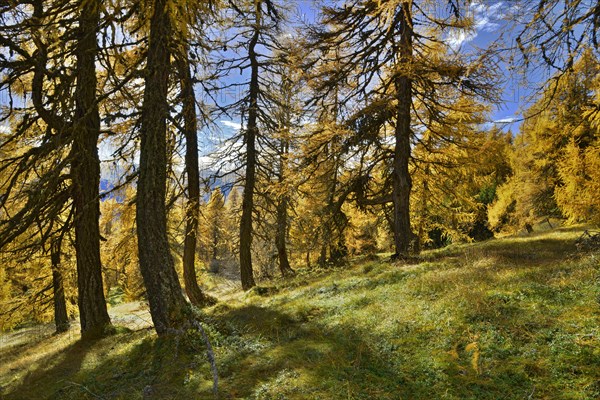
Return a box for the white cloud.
[447,29,478,50]
[475,2,503,31]
[0,125,10,134]
[494,117,517,124]
[220,120,242,131]
[475,16,500,32]
[446,1,504,50]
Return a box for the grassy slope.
[1,227,599,399]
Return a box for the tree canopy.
[0,0,598,338]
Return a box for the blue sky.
[214,0,535,142]
[0,0,548,163]
[451,2,523,129]
[445,0,533,130]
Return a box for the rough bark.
[51,238,69,333]
[136,0,190,335]
[176,51,208,307]
[239,5,261,291]
[391,2,414,258]
[72,0,111,339]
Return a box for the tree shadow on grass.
[2,228,594,399]
[3,336,94,399]
[2,326,168,400]
[1,324,63,364]
[4,325,222,400]
[2,287,596,400]
[201,304,408,399]
[203,302,579,400]
[206,303,539,399]
[1,305,432,399]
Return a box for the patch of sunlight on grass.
[0,325,79,390]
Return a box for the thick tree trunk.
[391,2,414,258]
[239,6,261,291]
[72,0,111,339]
[51,239,69,334]
[176,50,208,307]
[137,0,190,335]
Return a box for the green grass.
[1,227,599,399]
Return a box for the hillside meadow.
[1,226,598,399]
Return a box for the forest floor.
[0,225,599,399]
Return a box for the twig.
[528,385,535,400]
[64,380,105,400]
[192,319,219,399]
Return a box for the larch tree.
[515,0,600,73]
[0,129,75,332]
[490,49,600,230]
[213,0,283,289]
[310,0,499,257]
[0,0,112,338]
[410,113,511,246]
[136,0,191,334]
[238,0,268,289]
[257,37,307,277]
[200,188,226,270]
[70,0,112,338]
[171,1,217,307]
[301,46,355,266]
[177,53,209,306]
[48,224,71,333]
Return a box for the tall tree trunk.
[275,195,294,277]
[416,135,432,254]
[212,222,219,261]
[176,50,208,307]
[391,2,414,258]
[239,4,261,291]
[318,141,337,267]
[137,0,190,335]
[72,0,111,339]
[275,134,294,276]
[51,238,69,334]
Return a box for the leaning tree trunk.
[391,2,414,258]
[136,0,190,335]
[72,0,111,339]
[239,7,261,291]
[51,238,69,333]
[176,50,209,307]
